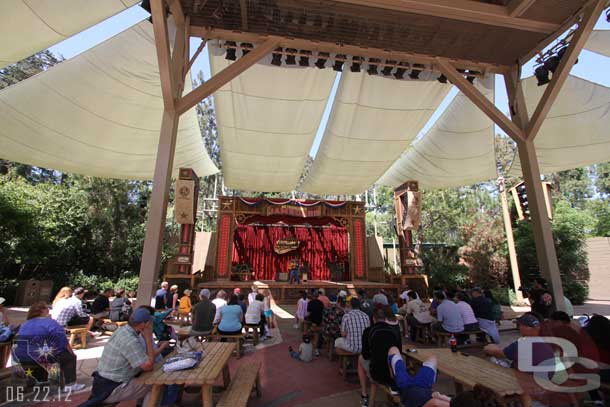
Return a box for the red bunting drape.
[232,222,348,280]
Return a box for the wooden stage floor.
[197,280,399,303]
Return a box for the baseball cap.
[130,307,152,324]
[516,312,541,328]
[200,289,211,298]
[338,290,348,298]
[73,287,86,296]
[329,294,338,304]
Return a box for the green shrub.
[65,270,139,295]
[563,280,588,305]
[489,288,518,306]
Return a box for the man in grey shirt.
[190,289,216,336]
[372,289,389,306]
[433,291,464,333]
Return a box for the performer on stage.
[289,256,301,285]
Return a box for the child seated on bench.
[289,334,313,362]
[388,347,451,407]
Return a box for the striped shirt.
[340,309,370,353]
[97,325,149,383]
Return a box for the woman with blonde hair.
[50,286,73,320]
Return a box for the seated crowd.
[5,279,610,407]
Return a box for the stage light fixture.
[409,64,422,79]
[394,66,406,80]
[466,75,475,84]
[350,57,362,73]
[333,55,346,72]
[535,65,550,86]
[367,59,380,75]
[437,74,448,84]
[315,52,329,69]
[225,41,237,61]
[241,43,253,56]
[382,60,396,76]
[285,48,297,65]
[271,48,283,66]
[299,51,311,67]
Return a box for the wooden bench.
[244,324,260,346]
[66,326,89,349]
[210,327,245,358]
[102,319,128,336]
[433,329,489,348]
[335,348,358,380]
[216,360,262,407]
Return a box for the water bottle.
[449,334,457,353]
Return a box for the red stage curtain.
[232,223,348,280]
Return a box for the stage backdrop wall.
[232,224,348,280]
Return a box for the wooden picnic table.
[137,342,235,407]
[402,346,532,406]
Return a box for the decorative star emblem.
[34,341,57,360]
[47,365,60,378]
[179,212,188,220]
[222,201,232,209]
[353,206,362,214]
[24,368,34,377]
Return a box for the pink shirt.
[456,301,478,325]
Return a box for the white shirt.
[455,301,478,325]
[245,300,264,324]
[212,298,227,324]
[400,290,420,301]
[248,292,257,304]
[406,299,433,324]
[50,298,69,320]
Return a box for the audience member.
[212,290,228,324]
[52,286,73,309]
[14,302,85,392]
[388,346,450,407]
[178,289,192,314]
[432,291,464,335]
[357,289,374,319]
[335,297,369,353]
[218,294,243,336]
[323,295,345,343]
[80,308,156,406]
[245,293,266,339]
[154,281,168,310]
[372,289,389,306]
[190,289,216,336]
[289,334,313,362]
[109,289,131,322]
[387,295,399,315]
[166,285,179,311]
[358,307,402,407]
[295,290,309,329]
[91,288,113,321]
[0,297,9,327]
[563,296,574,319]
[453,292,478,331]
[317,288,330,308]
[237,293,247,314]
[469,288,500,344]
[484,312,554,371]
[262,289,274,332]
[399,287,420,305]
[584,314,610,385]
[306,291,325,356]
[527,277,553,319]
[483,289,502,322]
[400,290,433,341]
[247,285,258,304]
[53,287,95,334]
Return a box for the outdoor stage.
[197,280,400,304]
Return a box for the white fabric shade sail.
[299,72,450,195]
[378,76,497,190]
[584,30,610,58]
[209,44,336,192]
[0,0,139,69]
[0,21,218,180]
[509,75,610,176]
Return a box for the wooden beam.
[171,17,188,96]
[175,38,279,115]
[504,66,565,312]
[151,0,176,110]
[332,0,558,33]
[526,0,606,140]
[240,0,249,30]
[508,0,536,17]
[435,58,525,142]
[185,40,206,78]
[191,26,506,74]
[167,0,185,27]
[136,108,181,307]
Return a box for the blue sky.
[48,5,610,158]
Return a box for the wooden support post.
[525,0,606,140]
[498,177,524,302]
[504,68,564,311]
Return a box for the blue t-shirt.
[218,304,243,333]
[14,317,69,363]
[155,288,167,310]
[436,300,464,333]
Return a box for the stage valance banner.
[267,205,323,218]
[274,237,300,254]
[238,197,346,208]
[175,180,195,224]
